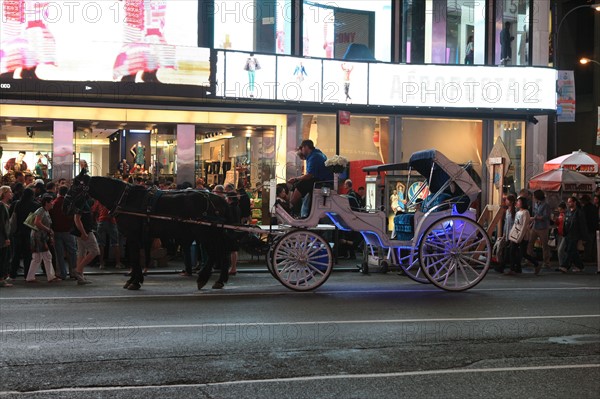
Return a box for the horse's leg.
[126,240,143,290]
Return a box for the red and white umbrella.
[543,150,600,175]
[529,168,595,192]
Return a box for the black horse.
[63,171,232,290]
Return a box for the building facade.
[1,0,574,215]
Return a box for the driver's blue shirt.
[306,148,333,182]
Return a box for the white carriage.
[268,149,491,292]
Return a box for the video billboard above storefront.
[0,0,213,98]
[216,50,557,112]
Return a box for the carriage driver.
[287,139,333,214]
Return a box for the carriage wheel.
[272,230,333,291]
[399,254,430,284]
[418,216,491,292]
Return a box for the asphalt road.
[1,268,599,398]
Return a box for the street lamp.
[579,57,600,67]
[551,2,600,159]
[555,3,600,69]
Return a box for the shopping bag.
[23,212,39,231]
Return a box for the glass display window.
[0,126,53,185]
[213,0,292,55]
[493,121,526,194]
[402,0,486,65]
[303,1,390,62]
[495,0,530,66]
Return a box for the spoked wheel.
[266,235,281,278]
[399,252,430,283]
[418,216,491,292]
[272,230,333,291]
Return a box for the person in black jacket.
[558,196,588,273]
[580,195,598,261]
[0,186,14,286]
[9,188,40,278]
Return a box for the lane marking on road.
[1,314,599,334]
[1,286,599,302]
[1,363,598,395]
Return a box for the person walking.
[91,200,123,269]
[25,195,60,283]
[72,198,99,285]
[507,196,539,275]
[49,185,78,279]
[0,186,14,287]
[9,188,40,279]
[527,190,551,270]
[494,194,516,273]
[559,196,587,273]
[554,202,567,267]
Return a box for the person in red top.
[91,201,123,269]
[554,202,567,267]
[49,186,77,279]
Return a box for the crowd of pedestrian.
[494,187,599,275]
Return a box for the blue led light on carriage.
[325,212,352,231]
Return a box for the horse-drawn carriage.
[64,149,490,292]
[269,149,491,292]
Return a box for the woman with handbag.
[25,195,60,283]
[494,194,516,273]
[507,196,539,275]
[0,186,14,287]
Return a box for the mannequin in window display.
[130,141,146,170]
[34,152,49,179]
[4,151,28,173]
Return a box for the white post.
[333,173,339,191]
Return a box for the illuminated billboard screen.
[322,59,368,105]
[217,51,277,100]
[276,56,323,102]
[368,64,557,110]
[0,0,213,99]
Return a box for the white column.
[529,0,551,173]
[52,121,74,180]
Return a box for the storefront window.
[214,0,292,54]
[151,129,176,182]
[401,117,483,173]
[495,0,530,65]
[403,0,486,64]
[74,129,95,177]
[303,1,391,61]
[195,127,276,224]
[493,121,526,193]
[0,127,53,184]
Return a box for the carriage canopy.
[408,150,480,204]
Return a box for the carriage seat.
[393,213,415,241]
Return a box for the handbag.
[23,212,39,231]
[509,225,521,243]
[547,228,557,248]
[8,212,18,235]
